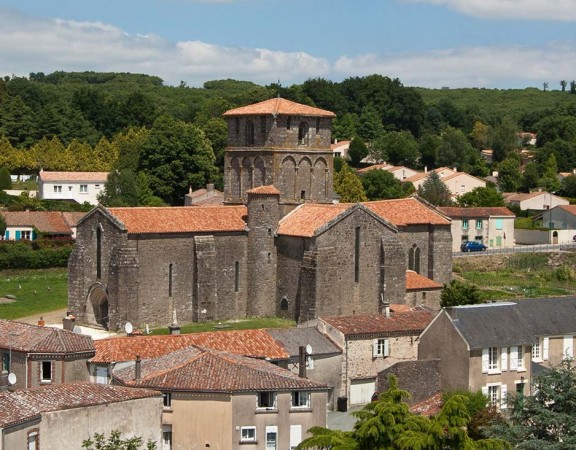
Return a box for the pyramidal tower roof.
[223,97,335,117]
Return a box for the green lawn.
[150,316,296,335]
[0,269,68,319]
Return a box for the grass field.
[0,269,68,319]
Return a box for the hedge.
[0,241,73,269]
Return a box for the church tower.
[222,98,335,213]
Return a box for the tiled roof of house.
[223,98,335,117]
[277,203,350,237]
[505,192,551,202]
[267,327,341,357]
[364,198,450,226]
[403,167,455,184]
[406,271,443,291]
[0,320,95,355]
[61,211,88,227]
[1,211,73,234]
[113,346,328,393]
[247,185,281,195]
[441,172,486,184]
[438,207,515,219]
[92,329,289,363]
[356,163,392,174]
[556,205,576,216]
[39,171,109,182]
[185,186,224,206]
[107,206,247,234]
[321,309,434,337]
[330,141,351,150]
[0,382,159,427]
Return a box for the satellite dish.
[7,373,16,385]
[306,344,313,355]
[124,322,133,334]
[72,325,82,334]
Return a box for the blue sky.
[1,0,575,89]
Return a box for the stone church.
[68,98,452,330]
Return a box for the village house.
[0,319,95,391]
[1,210,83,241]
[0,382,162,450]
[68,97,452,331]
[356,163,419,181]
[503,191,569,211]
[438,207,516,251]
[184,183,224,206]
[38,170,108,205]
[330,140,350,159]
[403,167,486,198]
[539,204,576,231]
[112,346,329,450]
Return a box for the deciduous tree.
[441,280,483,307]
[457,187,505,207]
[417,171,453,206]
[333,162,367,203]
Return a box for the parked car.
[460,241,487,252]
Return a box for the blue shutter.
[4,230,8,240]
[31,229,36,240]
[15,230,21,240]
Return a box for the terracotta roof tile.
[223,98,335,117]
[92,329,289,363]
[39,171,109,182]
[1,211,73,234]
[277,203,350,237]
[113,346,327,392]
[246,185,281,195]
[356,164,392,174]
[363,198,450,226]
[0,382,159,427]
[321,310,434,337]
[438,207,515,219]
[406,271,443,291]
[409,392,443,417]
[330,141,351,150]
[557,205,576,216]
[61,211,88,227]
[505,192,551,201]
[107,206,247,234]
[0,319,95,355]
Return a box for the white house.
[330,140,350,159]
[38,171,109,205]
[504,191,569,211]
[403,168,486,198]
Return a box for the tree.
[443,390,501,441]
[497,158,522,193]
[82,430,157,450]
[417,171,453,206]
[333,162,367,203]
[347,137,369,167]
[332,113,358,142]
[418,132,441,170]
[490,117,518,162]
[538,154,561,193]
[441,280,483,307]
[356,106,384,143]
[470,121,491,150]
[486,359,576,449]
[560,174,576,198]
[457,187,505,207]
[436,127,477,171]
[0,167,11,190]
[542,81,549,92]
[371,131,419,167]
[520,162,540,193]
[560,80,568,92]
[361,169,414,201]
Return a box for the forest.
[0,71,575,206]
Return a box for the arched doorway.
[88,285,109,329]
[553,230,559,244]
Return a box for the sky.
[0,0,575,90]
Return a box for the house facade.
[0,319,95,391]
[403,168,486,198]
[504,191,569,211]
[540,205,576,230]
[38,170,108,205]
[1,211,78,241]
[0,382,162,450]
[112,346,329,450]
[438,207,516,251]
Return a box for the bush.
[0,241,73,269]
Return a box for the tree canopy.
[417,172,453,206]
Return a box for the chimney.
[207,183,214,192]
[298,346,307,378]
[38,317,45,327]
[424,166,428,173]
[383,301,390,318]
[135,355,141,380]
[573,168,576,175]
[453,167,457,172]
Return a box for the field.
[0,269,68,319]
[454,252,576,300]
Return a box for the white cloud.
[334,43,576,89]
[402,0,576,21]
[0,8,329,86]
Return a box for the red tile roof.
[1,211,73,234]
[505,192,552,201]
[321,310,434,337]
[113,346,327,393]
[330,141,351,150]
[406,271,443,291]
[356,163,392,174]
[223,97,335,117]
[92,329,289,363]
[62,211,88,227]
[364,198,451,226]
[107,206,247,234]
[557,205,576,216]
[409,392,443,417]
[438,207,515,219]
[247,185,281,195]
[0,382,159,427]
[39,171,109,182]
[277,203,350,237]
[0,319,95,355]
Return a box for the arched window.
[280,297,289,311]
[234,261,240,293]
[408,244,421,274]
[245,121,255,146]
[298,122,309,145]
[96,227,102,279]
[168,263,173,297]
[287,117,292,130]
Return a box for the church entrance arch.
[87,284,109,329]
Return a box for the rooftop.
[406,271,443,291]
[223,97,335,118]
[39,171,109,182]
[438,207,515,219]
[1,211,74,234]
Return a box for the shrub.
[0,240,73,269]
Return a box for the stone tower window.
[246,121,255,146]
[287,117,291,130]
[354,226,361,283]
[315,117,321,133]
[96,226,102,279]
[408,244,421,274]
[298,122,309,145]
[234,261,240,292]
[280,297,288,311]
[168,263,173,297]
[260,116,266,134]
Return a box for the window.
[488,347,498,370]
[488,385,498,406]
[246,121,255,146]
[162,425,172,450]
[298,122,309,145]
[516,346,524,370]
[235,117,240,134]
[21,230,31,240]
[168,264,173,297]
[257,392,277,410]
[266,426,278,450]
[80,184,88,193]
[163,392,172,408]
[41,361,52,382]
[27,431,39,450]
[564,335,574,358]
[532,340,541,360]
[476,219,483,229]
[475,236,483,242]
[460,184,466,193]
[234,261,240,293]
[1,353,9,372]
[315,117,321,133]
[96,227,102,279]
[372,338,389,357]
[408,245,420,274]
[240,426,256,443]
[290,425,302,450]
[280,297,288,311]
[354,227,360,282]
[495,218,504,230]
[261,116,267,134]
[461,235,468,242]
[95,184,100,190]
[292,391,311,408]
[484,384,507,409]
[462,219,469,230]
[53,185,62,193]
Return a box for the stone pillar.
[193,236,218,322]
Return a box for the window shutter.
[15,230,21,240]
[481,385,488,397]
[510,346,518,370]
[564,336,574,358]
[372,340,379,357]
[543,337,549,360]
[482,348,489,373]
[500,384,508,409]
[501,347,508,371]
[4,230,8,239]
[383,339,389,357]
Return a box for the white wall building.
[38,171,108,205]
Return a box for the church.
[68,98,452,330]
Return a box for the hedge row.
[0,241,73,269]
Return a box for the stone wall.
[376,359,441,404]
